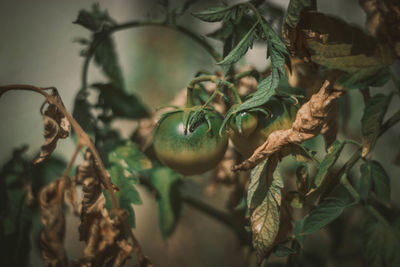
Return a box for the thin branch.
[81,20,222,91]
[0,84,149,264]
[379,109,400,137]
[181,195,251,244]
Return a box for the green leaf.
[192,6,235,22]
[217,21,258,71]
[206,22,234,41]
[293,219,305,245]
[235,74,277,112]
[94,37,125,89]
[107,141,152,228]
[364,209,400,267]
[108,141,152,174]
[93,83,150,119]
[109,165,142,228]
[74,4,124,88]
[235,19,288,112]
[173,0,197,16]
[147,167,182,239]
[359,160,390,202]
[74,3,116,32]
[247,155,283,258]
[361,93,392,157]
[274,244,296,257]
[0,146,34,266]
[298,12,393,89]
[314,141,345,187]
[284,0,313,28]
[301,197,347,235]
[95,127,125,166]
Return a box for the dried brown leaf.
[39,178,67,267]
[360,0,400,57]
[320,99,338,148]
[74,149,141,267]
[233,79,343,171]
[35,89,70,164]
[65,176,80,215]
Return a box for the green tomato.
[228,98,297,158]
[228,111,258,138]
[153,110,228,175]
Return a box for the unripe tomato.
[227,98,296,158]
[153,110,228,175]
[228,111,258,138]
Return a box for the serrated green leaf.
[359,160,390,202]
[74,4,124,88]
[192,6,235,22]
[247,156,283,258]
[284,0,312,28]
[364,209,400,267]
[206,22,235,41]
[235,19,288,112]
[274,244,296,257]
[74,3,116,32]
[108,141,152,175]
[361,93,392,157]
[293,219,305,245]
[236,74,277,112]
[314,141,345,187]
[109,165,142,228]
[93,83,150,119]
[148,167,182,239]
[301,197,347,235]
[217,21,258,69]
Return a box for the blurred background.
[0,0,399,266]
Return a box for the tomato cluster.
[153,94,297,176]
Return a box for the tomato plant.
[1,0,400,266]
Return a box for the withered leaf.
[360,0,400,58]
[247,155,283,259]
[298,12,393,89]
[361,93,392,156]
[75,149,137,267]
[35,89,70,164]
[39,178,68,267]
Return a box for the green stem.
[344,140,362,148]
[244,2,263,22]
[181,195,250,243]
[234,69,258,81]
[187,75,218,89]
[367,205,390,226]
[379,109,400,137]
[340,174,360,203]
[81,20,222,91]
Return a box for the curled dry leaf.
[39,178,68,267]
[65,176,80,215]
[74,149,136,267]
[233,79,343,171]
[360,0,400,57]
[35,89,70,164]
